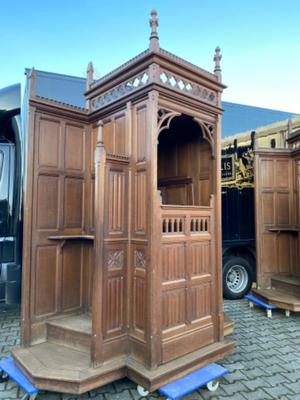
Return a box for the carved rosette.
[107,250,124,270]
[134,250,146,269]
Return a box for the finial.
[213,46,222,82]
[86,61,94,91]
[149,9,159,51]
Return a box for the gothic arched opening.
[158,114,213,206]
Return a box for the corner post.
[91,120,106,367]
[146,90,161,368]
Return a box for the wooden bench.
[0,356,38,400]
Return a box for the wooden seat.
[46,314,92,352]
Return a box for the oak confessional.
[13,11,234,394]
[252,127,300,311]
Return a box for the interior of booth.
[158,115,213,206]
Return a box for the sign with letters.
[221,154,235,181]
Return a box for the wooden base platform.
[12,338,234,394]
[252,274,300,312]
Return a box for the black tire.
[223,256,253,300]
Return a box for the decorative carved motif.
[107,250,124,270]
[194,118,215,157]
[134,250,146,269]
[106,153,130,162]
[159,71,216,104]
[92,71,149,110]
[157,108,181,135]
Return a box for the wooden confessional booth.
[252,129,300,312]
[13,12,234,394]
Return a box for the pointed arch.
[157,108,181,135]
[193,117,215,157]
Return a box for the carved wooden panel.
[133,277,146,333]
[260,160,274,188]
[62,243,83,311]
[161,244,185,282]
[102,114,127,156]
[190,242,210,276]
[277,193,290,225]
[64,178,84,229]
[103,120,114,154]
[65,124,85,171]
[260,234,276,273]
[134,171,147,234]
[103,244,126,337]
[277,234,292,273]
[105,277,124,333]
[34,246,58,316]
[189,283,211,321]
[108,170,125,234]
[275,160,290,188]
[162,289,186,330]
[115,115,126,155]
[36,175,59,229]
[38,118,60,168]
[131,244,146,339]
[261,193,274,225]
[136,107,147,162]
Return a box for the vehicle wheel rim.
[226,264,248,293]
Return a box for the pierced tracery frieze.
[92,71,149,110]
[159,70,217,105]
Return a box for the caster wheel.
[137,384,149,397]
[0,372,8,383]
[206,379,219,392]
[21,393,38,400]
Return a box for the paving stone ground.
[1,299,300,399]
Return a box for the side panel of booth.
[255,152,297,288]
[22,108,93,345]
[92,103,149,363]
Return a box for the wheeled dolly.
[0,356,38,400]
[136,363,228,399]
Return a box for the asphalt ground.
[0,299,300,399]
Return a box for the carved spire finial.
[86,61,94,91]
[149,9,159,51]
[213,46,222,82]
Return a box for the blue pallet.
[158,363,228,400]
[0,356,38,396]
[245,294,277,310]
